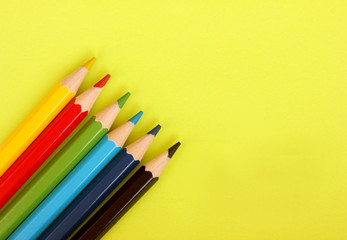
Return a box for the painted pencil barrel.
[0,73,110,210]
[39,150,140,240]
[72,166,157,240]
[0,57,95,177]
[0,99,87,209]
[0,83,75,176]
[0,116,107,240]
[8,136,121,240]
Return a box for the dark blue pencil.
[39,125,161,240]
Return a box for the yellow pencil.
[0,57,96,177]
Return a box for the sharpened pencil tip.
[83,57,96,70]
[94,74,110,88]
[168,142,181,158]
[117,92,130,108]
[147,124,161,136]
[129,111,143,125]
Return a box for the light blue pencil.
[8,111,143,240]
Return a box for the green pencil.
[0,93,130,239]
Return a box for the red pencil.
[0,75,110,209]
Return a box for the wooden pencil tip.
[94,74,110,88]
[83,57,96,70]
[168,142,181,158]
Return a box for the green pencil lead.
[117,92,130,108]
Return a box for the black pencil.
[70,142,181,240]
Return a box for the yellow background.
[0,1,346,239]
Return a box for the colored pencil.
[0,74,110,209]
[0,93,129,240]
[10,111,143,239]
[39,125,161,240]
[0,57,95,177]
[71,142,180,240]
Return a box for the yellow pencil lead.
[83,57,96,70]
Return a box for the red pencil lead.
[94,74,110,88]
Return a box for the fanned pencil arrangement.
[0,57,181,240]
